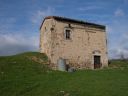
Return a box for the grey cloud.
[31,7,55,24]
[107,16,128,59]
[0,44,37,56]
[0,34,39,56]
[109,48,128,59]
[78,6,102,11]
[0,16,40,56]
[114,9,125,17]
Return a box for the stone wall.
[40,18,108,69]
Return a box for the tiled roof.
[40,16,105,30]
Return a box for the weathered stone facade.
[40,16,108,69]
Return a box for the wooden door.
[94,56,101,69]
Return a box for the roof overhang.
[40,16,106,30]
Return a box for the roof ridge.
[40,16,105,30]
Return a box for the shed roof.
[40,16,105,30]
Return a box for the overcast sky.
[0,0,128,59]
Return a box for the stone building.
[40,16,108,69]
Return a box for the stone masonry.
[40,16,108,69]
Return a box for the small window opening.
[68,24,71,28]
[65,29,71,39]
[45,27,47,32]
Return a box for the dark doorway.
[94,55,101,69]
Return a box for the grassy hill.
[0,52,128,96]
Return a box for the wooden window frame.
[64,28,72,40]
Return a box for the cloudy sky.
[0,0,128,59]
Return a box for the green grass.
[0,52,128,96]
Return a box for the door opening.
[94,55,101,69]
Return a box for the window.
[45,27,47,32]
[65,29,71,39]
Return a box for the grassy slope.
[0,52,128,96]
